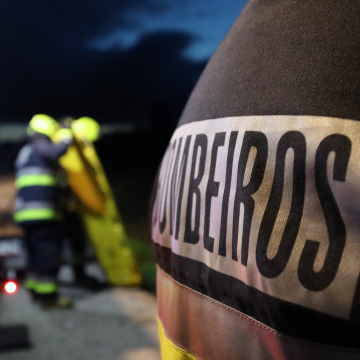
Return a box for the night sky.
[0,0,247,125]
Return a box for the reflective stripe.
[14,208,60,222]
[16,167,53,178]
[15,201,54,211]
[157,267,360,360]
[24,279,56,294]
[15,174,57,189]
[34,282,57,294]
[158,318,198,360]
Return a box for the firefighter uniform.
[152,1,360,359]
[14,114,72,304]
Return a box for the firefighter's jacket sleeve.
[35,139,71,161]
[151,1,360,359]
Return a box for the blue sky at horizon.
[0,0,249,123]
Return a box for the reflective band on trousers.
[16,166,53,178]
[15,174,57,189]
[14,208,59,222]
[158,318,198,360]
[24,279,57,294]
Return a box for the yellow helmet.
[28,114,58,138]
[72,117,100,142]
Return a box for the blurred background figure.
[57,116,99,288]
[14,114,73,308]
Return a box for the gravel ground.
[0,284,161,360]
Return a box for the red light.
[4,281,17,294]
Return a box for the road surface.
[0,281,161,360]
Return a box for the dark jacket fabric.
[152,1,360,359]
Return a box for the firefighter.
[151,1,360,359]
[59,116,102,287]
[14,114,73,308]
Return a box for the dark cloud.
[0,1,206,124]
[82,31,206,122]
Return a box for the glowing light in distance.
[4,281,17,294]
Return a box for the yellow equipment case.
[59,131,142,287]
